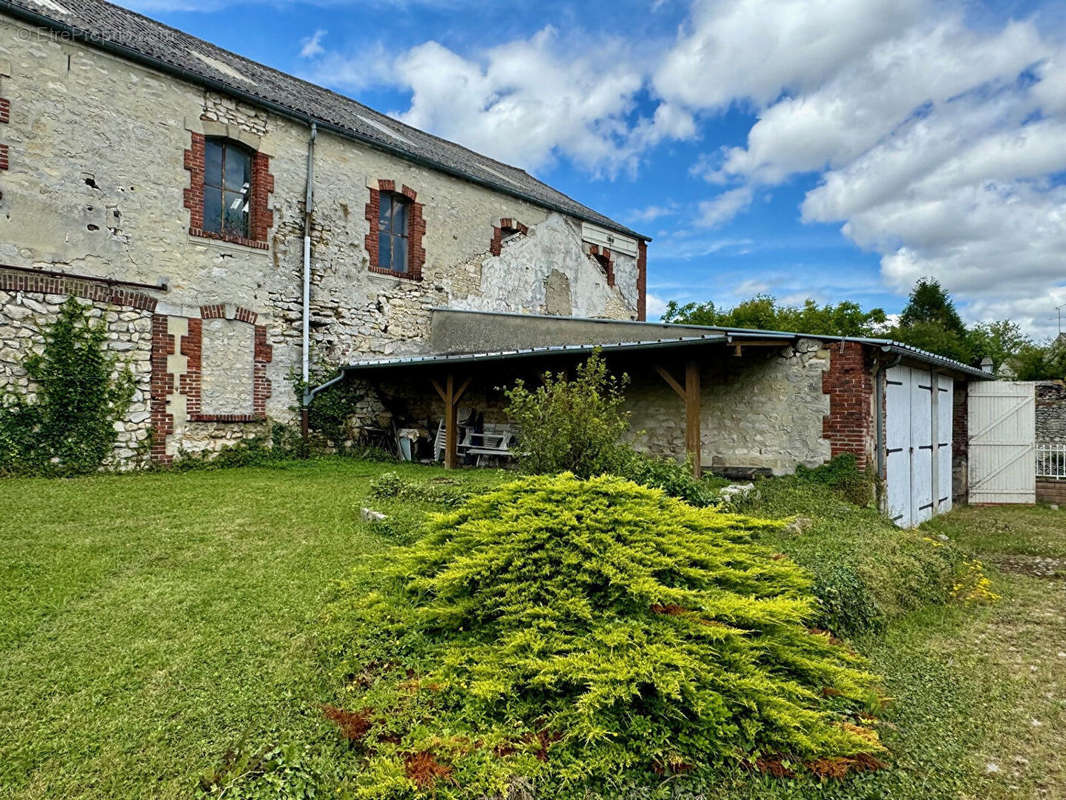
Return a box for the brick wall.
[952,380,969,504]
[637,240,647,321]
[1037,479,1066,505]
[821,341,874,471]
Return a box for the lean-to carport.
[322,332,796,475]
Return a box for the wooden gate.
[968,381,1036,504]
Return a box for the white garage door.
[885,365,954,527]
[968,381,1036,504]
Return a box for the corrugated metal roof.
[346,312,993,379]
[341,334,729,372]
[2,0,645,241]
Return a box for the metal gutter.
[0,1,648,243]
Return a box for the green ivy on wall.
[0,296,135,476]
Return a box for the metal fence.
[1037,443,1066,479]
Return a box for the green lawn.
[1,461,1063,799]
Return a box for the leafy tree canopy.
[662,295,887,337]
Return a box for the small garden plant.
[321,473,886,798]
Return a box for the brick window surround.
[821,341,874,471]
[365,180,426,280]
[179,305,272,423]
[489,217,529,256]
[184,132,274,250]
[0,98,9,124]
[588,244,615,287]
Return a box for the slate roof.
[1,0,646,240]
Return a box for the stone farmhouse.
[0,0,1001,526]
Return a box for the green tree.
[891,279,973,363]
[967,320,1031,373]
[1010,337,1066,381]
[663,294,887,337]
[0,297,135,475]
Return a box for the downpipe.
[301,122,317,450]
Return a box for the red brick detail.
[253,325,273,417]
[637,239,648,321]
[199,304,258,324]
[365,183,425,280]
[180,311,270,424]
[489,217,530,257]
[179,318,203,419]
[0,144,8,171]
[184,131,273,250]
[588,244,615,288]
[0,99,9,125]
[821,341,874,471]
[0,266,158,311]
[150,315,175,465]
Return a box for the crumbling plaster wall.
[626,340,833,475]
[0,17,638,460]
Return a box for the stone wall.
[0,16,642,462]
[625,340,833,475]
[1036,381,1066,442]
[0,278,154,468]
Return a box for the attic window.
[377,192,410,273]
[185,132,274,250]
[365,181,425,280]
[203,138,252,240]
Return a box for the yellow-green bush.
[321,474,884,798]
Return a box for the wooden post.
[655,362,703,478]
[432,373,471,470]
[685,360,702,478]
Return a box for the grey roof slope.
[1,0,646,240]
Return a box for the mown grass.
[1,460,1063,799]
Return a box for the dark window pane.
[204,140,223,188]
[378,232,391,270]
[225,147,251,192]
[392,198,407,236]
[203,188,222,233]
[379,194,392,230]
[223,190,249,237]
[393,236,408,273]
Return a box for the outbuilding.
[320,309,992,526]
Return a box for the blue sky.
[118,0,1066,335]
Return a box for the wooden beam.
[685,360,702,478]
[431,378,446,403]
[655,365,685,400]
[454,376,472,404]
[444,373,458,470]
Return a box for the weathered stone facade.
[626,340,833,475]
[0,281,154,468]
[0,15,642,463]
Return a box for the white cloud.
[654,0,925,111]
[649,0,1066,335]
[299,29,327,59]
[387,29,649,173]
[697,186,753,227]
